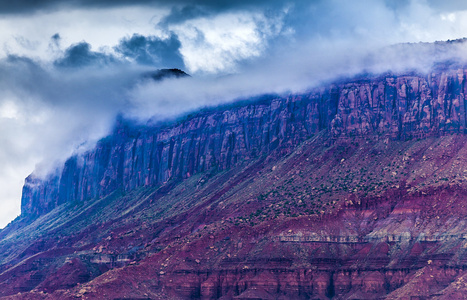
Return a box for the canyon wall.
[21,68,467,216]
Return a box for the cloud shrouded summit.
[0,0,467,229]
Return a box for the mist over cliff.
[2,0,467,229]
[7,59,467,298]
[21,61,467,217]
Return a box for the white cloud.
[0,6,168,61]
[170,11,286,73]
[391,0,467,43]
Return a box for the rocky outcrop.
[21,95,321,216]
[21,67,467,216]
[7,123,467,298]
[331,70,467,138]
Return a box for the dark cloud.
[158,5,212,27]
[48,33,61,50]
[53,33,185,70]
[54,42,117,68]
[0,0,294,14]
[115,34,185,69]
[51,33,60,42]
[1,0,465,21]
[0,55,53,96]
[426,0,467,12]
[0,0,59,14]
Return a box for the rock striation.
[21,68,467,217]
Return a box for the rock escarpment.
[21,68,467,216]
[8,64,467,298]
[7,133,467,299]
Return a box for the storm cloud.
[0,0,299,15]
[55,41,117,68]
[52,32,185,69]
[158,5,211,27]
[115,33,185,69]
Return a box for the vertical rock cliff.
[21,67,467,216]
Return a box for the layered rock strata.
[21,68,467,217]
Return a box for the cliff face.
[331,70,467,138]
[21,95,320,216]
[21,68,467,216]
[7,132,467,299]
[8,65,467,299]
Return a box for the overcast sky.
[1,0,467,228]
